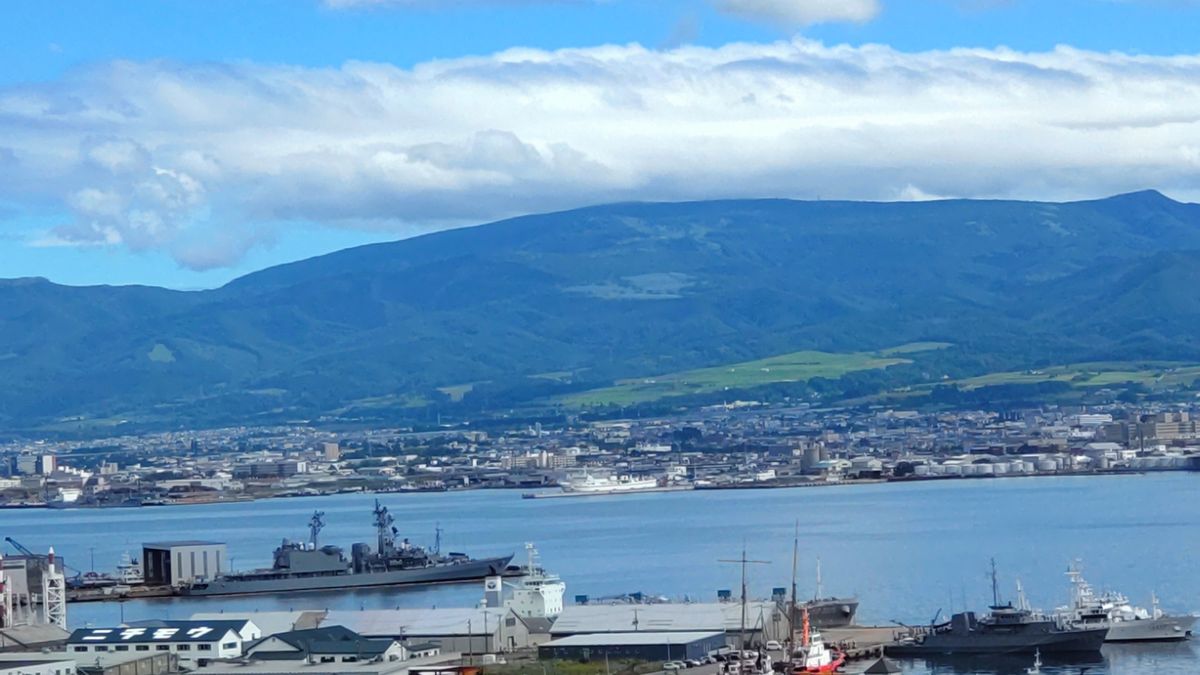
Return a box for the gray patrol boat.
[1058,561,1195,642]
[184,502,513,597]
[887,562,1108,656]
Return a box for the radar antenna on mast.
[309,511,326,548]
[373,500,396,554]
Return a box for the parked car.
[663,661,685,672]
[764,641,783,651]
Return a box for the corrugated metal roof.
[0,624,71,649]
[550,602,781,635]
[323,608,515,637]
[543,631,725,647]
[143,540,224,548]
[192,611,318,636]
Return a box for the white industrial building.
[324,608,534,654]
[142,541,227,587]
[550,602,787,645]
[68,619,259,667]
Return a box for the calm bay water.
[5,473,1199,674]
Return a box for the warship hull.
[183,555,513,597]
[886,626,1108,656]
[804,598,859,628]
[1105,615,1196,642]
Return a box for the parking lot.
[658,649,786,675]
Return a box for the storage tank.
[802,447,821,472]
[976,464,994,476]
[992,462,1009,474]
[914,465,931,477]
[1037,459,1057,472]
[943,465,963,476]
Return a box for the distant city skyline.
[3,0,1200,288]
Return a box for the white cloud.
[715,0,881,26]
[324,0,882,26]
[2,40,1200,268]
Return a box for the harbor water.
[5,472,1199,674]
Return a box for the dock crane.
[3,537,83,580]
[2,537,70,628]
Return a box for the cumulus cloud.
[2,41,1200,268]
[715,0,881,26]
[324,0,882,26]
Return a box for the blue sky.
[3,0,1200,288]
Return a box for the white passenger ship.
[561,472,660,494]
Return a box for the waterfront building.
[68,620,258,667]
[323,608,534,654]
[142,541,227,587]
[550,602,787,645]
[243,625,407,664]
[0,651,75,675]
[539,631,726,662]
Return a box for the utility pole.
[720,545,769,651]
[788,521,799,658]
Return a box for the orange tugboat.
[790,608,846,673]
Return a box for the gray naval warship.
[887,563,1108,657]
[1059,562,1196,642]
[798,560,858,628]
[184,502,513,597]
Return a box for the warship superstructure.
[184,502,512,597]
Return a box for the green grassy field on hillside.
[945,361,1200,391]
[556,344,943,407]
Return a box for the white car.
[764,641,783,651]
[663,661,685,672]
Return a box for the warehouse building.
[550,602,787,646]
[0,651,179,675]
[142,541,227,587]
[539,632,726,662]
[316,608,534,654]
[0,652,76,675]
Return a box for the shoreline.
[4,466,1193,511]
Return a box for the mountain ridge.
[3,190,1200,432]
